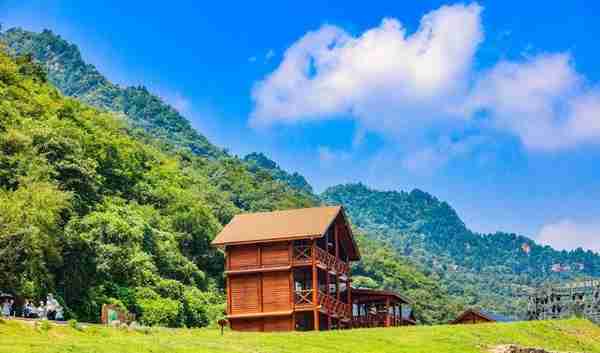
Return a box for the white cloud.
[251,3,483,134]
[537,220,600,253]
[250,2,600,154]
[466,53,600,150]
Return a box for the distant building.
[528,279,600,324]
[450,309,513,325]
[211,206,413,332]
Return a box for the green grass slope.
[1,319,599,353]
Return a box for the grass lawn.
[0,318,599,353]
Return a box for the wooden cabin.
[211,206,412,332]
[450,309,512,325]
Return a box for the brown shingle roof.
[350,288,412,305]
[212,206,342,246]
[212,206,360,260]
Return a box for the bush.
[154,279,184,300]
[183,287,226,328]
[137,298,182,327]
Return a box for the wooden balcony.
[292,289,351,321]
[318,290,351,321]
[292,245,350,276]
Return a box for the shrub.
[183,287,225,328]
[154,279,184,300]
[137,298,182,327]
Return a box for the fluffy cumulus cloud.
[467,53,600,150]
[537,220,600,252]
[251,3,483,133]
[250,2,600,154]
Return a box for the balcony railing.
[293,289,351,321]
[293,245,349,276]
[318,290,351,321]
[294,289,313,306]
[293,245,312,263]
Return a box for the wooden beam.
[225,266,291,275]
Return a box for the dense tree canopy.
[0,49,314,325]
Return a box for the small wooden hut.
[451,309,512,325]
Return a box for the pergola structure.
[350,288,415,327]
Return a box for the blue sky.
[2,0,600,251]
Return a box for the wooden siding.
[261,242,290,267]
[230,318,263,332]
[230,316,292,332]
[230,274,260,314]
[263,316,292,331]
[228,242,290,271]
[262,271,291,312]
[229,245,259,270]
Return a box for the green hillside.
[0,47,315,325]
[0,28,313,195]
[0,44,452,325]
[0,27,222,159]
[322,183,600,318]
[1,319,599,353]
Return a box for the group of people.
[1,294,64,321]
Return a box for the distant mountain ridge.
[321,183,600,317]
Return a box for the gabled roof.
[350,288,412,305]
[478,310,513,323]
[211,206,360,260]
[451,308,513,324]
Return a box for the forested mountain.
[0,41,454,325]
[244,152,313,194]
[0,28,314,195]
[322,183,600,318]
[0,49,318,326]
[0,28,222,159]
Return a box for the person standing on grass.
[46,294,57,320]
[1,299,11,319]
[38,301,46,319]
[23,300,34,318]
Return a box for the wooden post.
[289,241,294,316]
[334,224,340,301]
[312,239,319,331]
[399,303,403,326]
[226,246,232,316]
[385,297,391,327]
